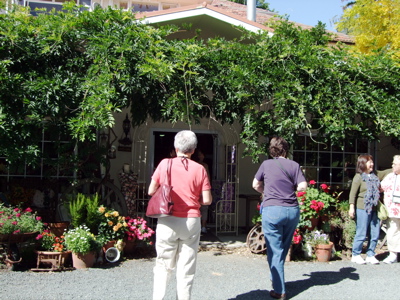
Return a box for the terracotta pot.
[314,242,334,262]
[305,217,320,231]
[49,222,70,237]
[123,237,136,255]
[102,240,116,253]
[71,252,96,269]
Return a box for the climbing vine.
[0,3,399,164]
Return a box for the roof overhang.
[135,4,273,40]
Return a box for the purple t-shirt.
[254,157,306,207]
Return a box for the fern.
[86,193,101,234]
[68,193,87,228]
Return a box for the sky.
[266,0,345,32]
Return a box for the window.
[0,129,74,194]
[293,135,373,191]
[131,2,158,12]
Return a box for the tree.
[337,0,400,56]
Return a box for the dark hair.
[356,154,373,173]
[269,137,289,158]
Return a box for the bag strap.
[273,158,295,188]
[165,158,172,186]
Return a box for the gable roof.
[136,0,353,44]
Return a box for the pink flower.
[14,208,20,212]
[16,213,21,217]
[13,230,21,234]
[24,207,33,213]
[36,216,42,221]
[309,180,316,185]
[36,234,43,240]
[12,221,18,225]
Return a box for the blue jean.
[261,205,300,295]
[352,208,380,257]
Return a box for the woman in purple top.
[252,137,307,300]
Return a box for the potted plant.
[66,193,101,234]
[297,180,341,230]
[63,225,101,269]
[304,230,333,262]
[123,216,155,254]
[97,205,127,251]
[0,203,44,241]
[32,229,71,271]
[287,228,303,262]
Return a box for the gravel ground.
[0,245,399,300]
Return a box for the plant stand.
[31,250,73,271]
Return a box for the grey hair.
[174,130,197,154]
[394,155,400,162]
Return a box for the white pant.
[387,218,400,252]
[152,217,201,300]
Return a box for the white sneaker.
[365,256,380,265]
[383,253,397,264]
[351,255,366,264]
[201,227,207,234]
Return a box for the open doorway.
[152,131,214,180]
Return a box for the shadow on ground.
[229,267,359,300]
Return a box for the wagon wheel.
[60,178,128,216]
[246,223,266,254]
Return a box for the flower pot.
[305,217,319,231]
[123,237,136,255]
[102,240,116,253]
[314,242,334,262]
[71,252,96,269]
[49,222,70,237]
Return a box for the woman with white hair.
[380,154,400,264]
[148,130,212,300]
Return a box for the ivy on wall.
[0,3,399,165]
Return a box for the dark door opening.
[153,131,214,179]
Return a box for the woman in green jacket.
[349,154,389,265]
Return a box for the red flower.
[309,180,316,185]
[320,183,330,193]
[36,216,42,221]
[292,229,303,244]
[310,200,324,213]
[24,207,33,213]
[297,191,306,197]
